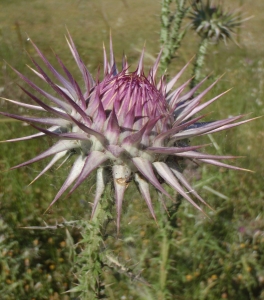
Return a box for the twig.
[105,254,151,286]
[20,219,81,230]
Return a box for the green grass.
[0,0,264,299]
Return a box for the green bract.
[190,0,243,43]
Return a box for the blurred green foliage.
[0,0,264,299]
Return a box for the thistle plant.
[0,32,256,299]
[189,0,245,87]
[1,33,254,232]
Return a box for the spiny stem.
[191,37,209,89]
[157,195,170,300]
[71,185,113,299]
[160,0,173,72]
[160,0,188,72]
[157,193,182,300]
[160,0,172,47]
[158,230,170,300]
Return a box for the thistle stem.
[160,0,173,71]
[157,192,182,300]
[191,37,209,89]
[72,186,113,299]
[158,228,170,300]
[160,0,188,72]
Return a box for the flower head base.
[189,0,244,43]
[1,33,253,231]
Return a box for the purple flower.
[1,33,253,231]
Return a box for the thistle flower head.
[189,0,243,43]
[1,33,253,231]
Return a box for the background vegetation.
[0,0,263,299]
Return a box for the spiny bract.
[1,33,253,231]
[189,0,244,43]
